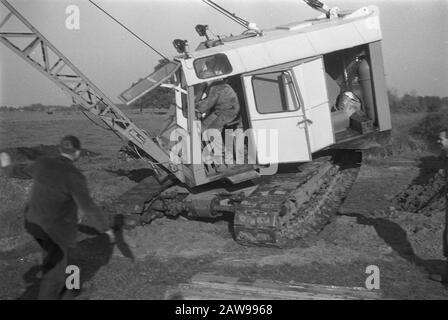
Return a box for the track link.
[234,155,360,247]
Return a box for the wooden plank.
[165,272,382,300]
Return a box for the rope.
[304,0,326,11]
[132,144,171,166]
[78,107,124,141]
[303,0,331,16]
[131,144,165,177]
[88,0,169,61]
[79,108,111,131]
[200,0,251,30]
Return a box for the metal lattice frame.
[0,0,185,183]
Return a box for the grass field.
[0,110,166,156]
[1,108,442,157]
[387,112,432,157]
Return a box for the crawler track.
[234,152,361,247]
[108,152,361,248]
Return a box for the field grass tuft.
[0,177,31,239]
[369,110,447,159]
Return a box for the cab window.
[252,71,301,114]
[194,54,232,79]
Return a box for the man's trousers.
[25,220,68,300]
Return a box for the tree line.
[0,104,77,112]
[129,88,448,114]
[388,89,448,113]
[2,89,447,114]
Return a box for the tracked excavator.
[0,0,391,247]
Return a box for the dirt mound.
[112,218,234,260]
[393,169,446,213]
[390,210,445,260]
[84,169,137,204]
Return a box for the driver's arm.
[196,85,219,114]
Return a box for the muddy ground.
[1,111,447,300]
[0,143,447,300]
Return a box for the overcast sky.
[0,0,447,106]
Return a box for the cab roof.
[178,6,383,86]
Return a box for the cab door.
[243,70,312,164]
[292,57,334,152]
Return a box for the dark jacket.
[444,168,448,258]
[1,155,109,248]
[196,81,240,117]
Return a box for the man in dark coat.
[436,130,448,284]
[428,129,448,287]
[0,135,112,299]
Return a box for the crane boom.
[0,0,185,183]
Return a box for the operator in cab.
[195,60,240,165]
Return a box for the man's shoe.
[429,272,448,289]
[23,266,43,284]
[429,273,444,283]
